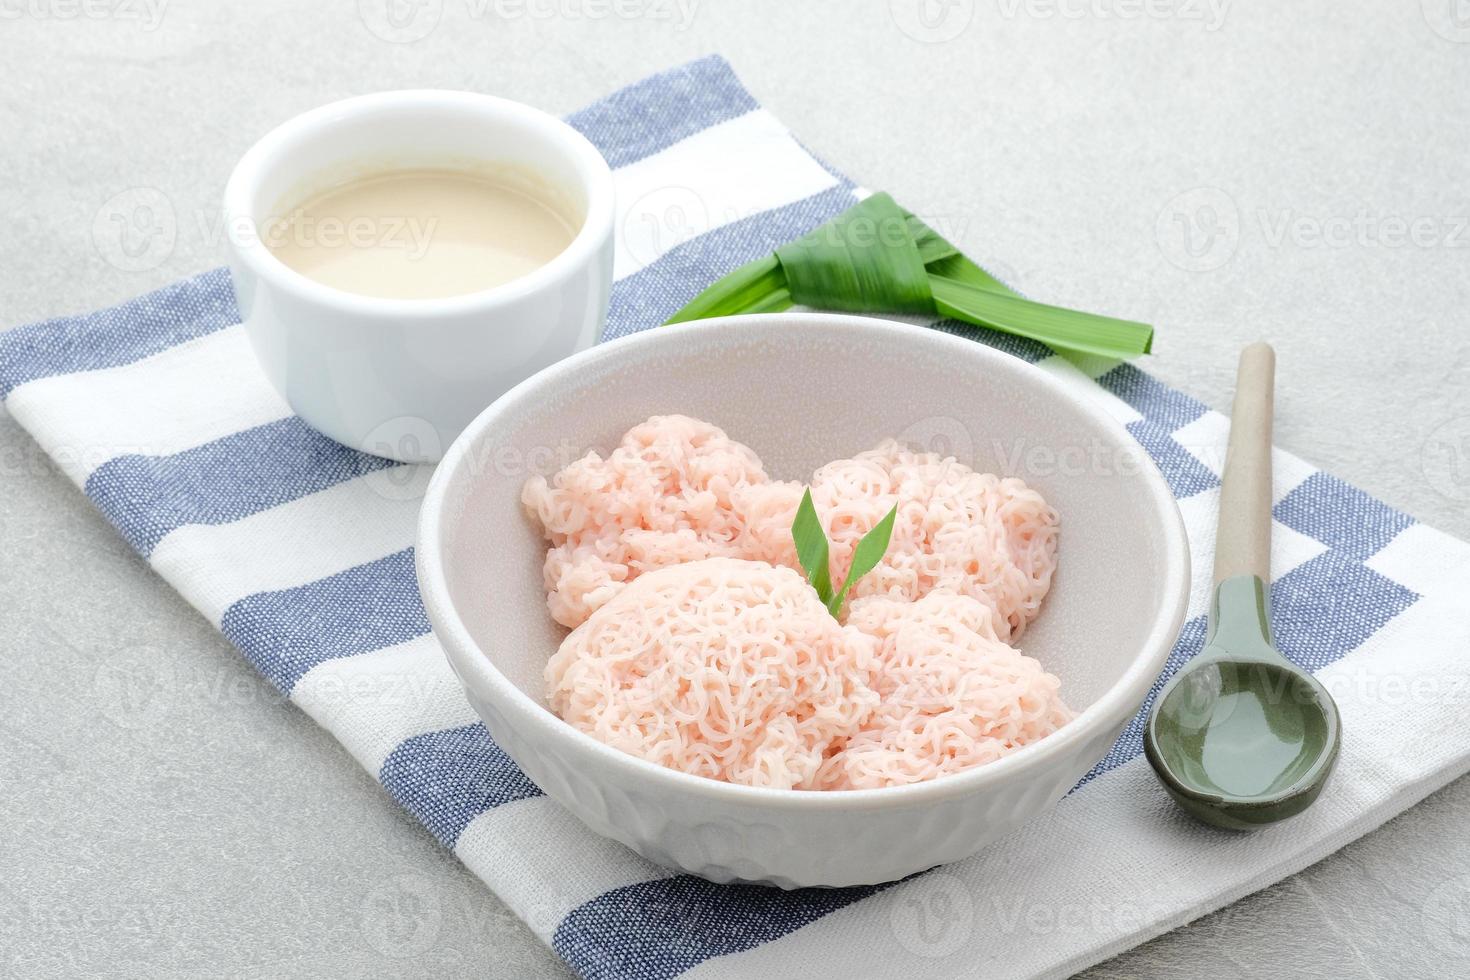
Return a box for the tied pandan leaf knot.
[665,191,1154,360]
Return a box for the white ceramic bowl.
[417,313,1190,888]
[223,90,615,463]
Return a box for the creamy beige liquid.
[266,168,578,300]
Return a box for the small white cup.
[223,91,615,463]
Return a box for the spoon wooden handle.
[1214,342,1275,585]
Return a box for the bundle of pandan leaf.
[666,192,1152,360]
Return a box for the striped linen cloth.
[6,55,1470,980]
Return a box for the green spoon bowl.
[1145,576,1341,830]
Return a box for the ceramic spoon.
[1144,343,1341,829]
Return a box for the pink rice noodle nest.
[546,558,881,790]
[522,415,771,629]
[822,592,1073,790]
[736,440,1060,642]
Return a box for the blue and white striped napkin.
[6,56,1470,980]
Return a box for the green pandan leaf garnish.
[791,487,898,618]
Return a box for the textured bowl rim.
[416,313,1190,811]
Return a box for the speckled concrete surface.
[3,2,1469,977]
